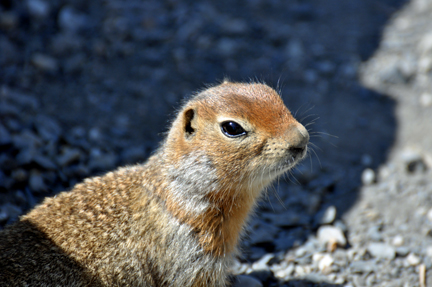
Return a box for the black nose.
[287,125,309,155]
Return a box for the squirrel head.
[165,81,309,191]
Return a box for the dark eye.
[220,121,247,137]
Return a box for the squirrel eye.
[221,121,247,137]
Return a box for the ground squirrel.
[0,81,309,286]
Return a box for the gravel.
[1,0,432,286]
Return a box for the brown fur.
[0,81,309,286]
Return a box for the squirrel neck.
[137,148,264,257]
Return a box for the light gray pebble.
[317,225,346,247]
[252,254,274,271]
[367,242,396,260]
[350,260,376,274]
[232,275,263,287]
[362,168,376,185]
[367,225,383,241]
[406,253,421,266]
[303,272,331,283]
[315,205,337,225]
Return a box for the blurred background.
[1,0,432,286]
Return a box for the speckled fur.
[0,81,309,286]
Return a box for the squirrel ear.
[184,108,196,139]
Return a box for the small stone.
[0,12,18,29]
[426,209,432,223]
[317,225,347,248]
[16,147,38,165]
[400,148,427,173]
[420,93,432,107]
[1,203,23,220]
[58,6,88,32]
[316,205,337,225]
[57,148,82,166]
[0,210,8,224]
[11,169,28,182]
[367,225,383,241]
[29,170,47,193]
[31,53,58,72]
[392,235,404,247]
[34,115,62,142]
[247,269,272,283]
[252,254,274,271]
[361,154,373,166]
[220,18,249,35]
[367,242,396,260]
[361,168,376,185]
[274,263,295,279]
[26,0,50,18]
[88,150,117,171]
[33,155,57,170]
[317,254,334,272]
[426,246,432,258]
[350,260,376,274]
[232,275,263,287]
[217,38,239,57]
[396,247,410,257]
[250,222,280,245]
[406,253,421,266]
[230,259,248,275]
[0,124,12,145]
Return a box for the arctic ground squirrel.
[0,81,309,286]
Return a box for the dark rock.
[11,168,28,182]
[29,170,47,193]
[57,147,82,167]
[26,0,50,19]
[0,123,12,146]
[232,275,263,287]
[249,221,280,245]
[263,210,309,227]
[58,6,89,32]
[34,115,62,143]
[1,203,23,221]
[88,149,117,171]
[31,53,59,72]
[33,155,57,170]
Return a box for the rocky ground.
[1,0,432,286]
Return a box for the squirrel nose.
[287,124,309,155]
